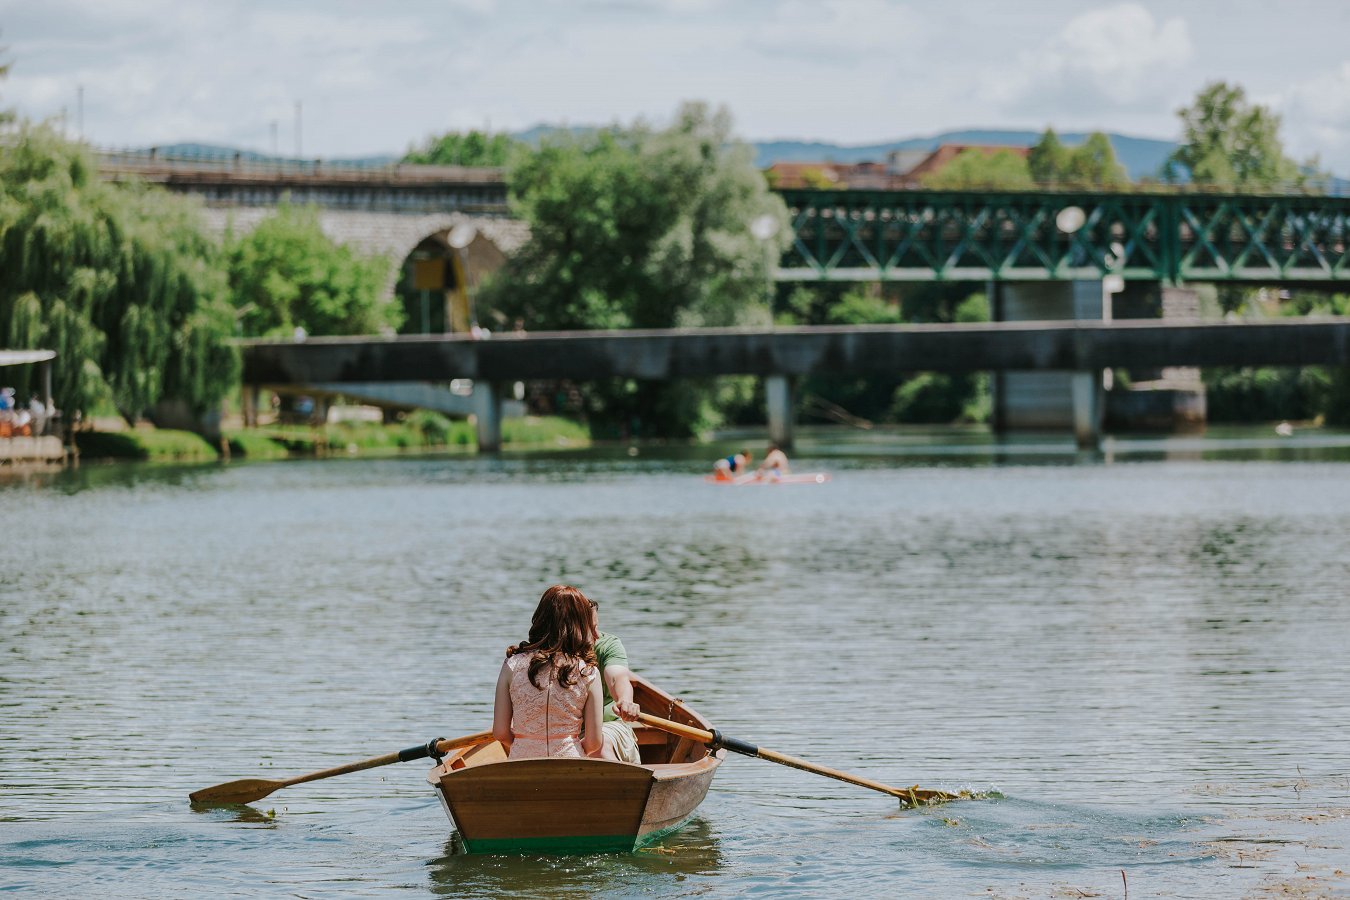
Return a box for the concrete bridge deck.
[240,318,1350,385]
[240,318,1350,451]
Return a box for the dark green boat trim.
[457,814,696,856]
[460,833,637,854]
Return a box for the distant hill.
[748,129,1178,181]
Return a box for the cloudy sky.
[3,0,1349,171]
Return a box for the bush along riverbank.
[71,414,591,462]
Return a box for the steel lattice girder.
[776,189,1350,284]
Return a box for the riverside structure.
[100,153,1350,445]
[240,317,1350,451]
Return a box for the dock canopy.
[0,350,57,366]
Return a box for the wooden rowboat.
[426,675,722,854]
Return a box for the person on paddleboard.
[711,448,753,482]
[757,442,790,480]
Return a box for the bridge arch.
[195,206,529,327]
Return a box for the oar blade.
[189,778,284,805]
[898,785,961,806]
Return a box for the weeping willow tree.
[0,125,239,422]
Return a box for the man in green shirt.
[592,611,642,764]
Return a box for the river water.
[3,430,1349,897]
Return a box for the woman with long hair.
[492,585,604,758]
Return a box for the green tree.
[403,130,518,167]
[921,149,1033,190]
[1164,81,1302,189]
[825,289,903,326]
[1027,129,1070,185]
[1029,129,1128,188]
[0,125,239,421]
[785,284,991,426]
[224,204,397,338]
[1064,132,1129,188]
[479,102,788,436]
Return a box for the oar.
[189,730,493,805]
[636,713,958,806]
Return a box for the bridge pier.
[242,385,261,428]
[473,380,503,452]
[765,375,795,449]
[991,279,1107,449]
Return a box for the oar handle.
[635,713,954,803]
[636,712,713,744]
[281,730,493,789]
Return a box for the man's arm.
[603,664,641,720]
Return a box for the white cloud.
[987,3,1192,115]
[1278,61,1350,173]
[750,0,927,60]
[4,0,1347,171]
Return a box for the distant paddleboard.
[703,473,831,485]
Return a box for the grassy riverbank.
[72,414,590,462]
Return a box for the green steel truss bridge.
[776,189,1350,285]
[96,154,1350,287]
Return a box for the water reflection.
[426,818,724,897]
[189,803,281,828]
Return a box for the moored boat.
[426,675,722,854]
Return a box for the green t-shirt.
[594,631,628,722]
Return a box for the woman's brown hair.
[506,585,598,689]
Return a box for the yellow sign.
[412,258,446,290]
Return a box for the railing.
[92,146,505,184]
[778,189,1350,283]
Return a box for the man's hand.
[613,698,641,721]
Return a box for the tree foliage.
[0,125,239,420]
[921,149,1033,190]
[224,204,397,338]
[1029,129,1129,188]
[1164,81,1302,190]
[926,132,1129,190]
[403,130,518,167]
[484,102,787,331]
[777,283,991,426]
[479,103,788,436]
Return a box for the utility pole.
[270,120,278,157]
[294,101,302,157]
[76,85,84,140]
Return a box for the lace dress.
[505,653,597,759]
